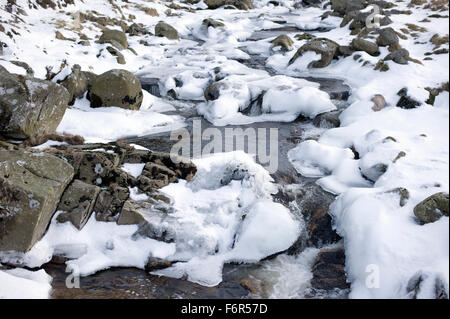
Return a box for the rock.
[117,199,147,225]
[106,46,126,64]
[351,38,379,56]
[55,30,75,41]
[289,38,339,68]
[9,61,34,77]
[202,18,225,28]
[371,94,386,111]
[337,45,354,57]
[57,64,88,105]
[98,29,128,49]
[384,48,410,64]
[0,66,70,139]
[312,110,341,128]
[396,88,421,109]
[413,192,449,224]
[271,34,294,51]
[0,149,74,252]
[154,22,179,40]
[56,179,100,230]
[386,187,410,207]
[94,186,130,222]
[126,23,151,36]
[377,27,400,47]
[331,0,365,15]
[362,163,388,182]
[88,69,143,110]
[311,247,349,290]
[295,33,316,41]
[204,81,229,101]
[204,0,254,10]
[144,257,173,271]
[308,207,341,246]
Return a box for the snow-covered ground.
[1,0,448,299]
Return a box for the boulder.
[154,22,179,40]
[351,38,379,56]
[376,27,400,47]
[289,38,339,68]
[204,0,254,10]
[88,69,143,110]
[106,46,126,64]
[312,110,341,128]
[0,66,70,139]
[413,192,449,224]
[331,0,365,15]
[94,186,130,222]
[271,34,294,51]
[396,87,421,109]
[57,64,88,105]
[371,94,386,111]
[56,179,101,230]
[311,247,349,290]
[0,149,74,252]
[98,29,128,50]
[384,48,410,64]
[126,23,151,36]
[202,18,225,28]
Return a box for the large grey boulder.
[98,29,128,50]
[0,149,74,252]
[289,38,339,68]
[414,192,449,224]
[56,179,101,230]
[154,22,179,40]
[377,27,400,48]
[57,64,88,105]
[88,69,143,110]
[0,66,70,139]
[351,38,379,56]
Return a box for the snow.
[0,268,52,299]
[121,163,145,179]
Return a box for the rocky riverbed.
[1,0,449,299]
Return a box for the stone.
[312,110,341,128]
[311,247,349,290]
[126,23,151,36]
[331,0,365,15]
[144,257,173,271]
[57,64,88,105]
[308,207,341,246]
[371,94,386,111]
[154,22,179,40]
[106,46,126,64]
[271,34,294,51]
[351,38,379,56]
[94,186,130,222]
[204,0,254,10]
[384,48,410,64]
[0,149,74,252]
[56,179,100,230]
[396,88,421,109]
[202,18,225,28]
[0,66,70,139]
[289,38,339,68]
[413,192,449,224]
[98,29,128,49]
[377,27,400,47]
[88,69,143,110]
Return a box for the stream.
[44,24,352,299]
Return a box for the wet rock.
[0,149,74,252]
[205,0,254,10]
[396,88,421,109]
[351,38,379,56]
[271,34,294,51]
[308,207,341,246]
[88,69,143,110]
[371,94,386,111]
[384,48,410,64]
[0,66,70,139]
[413,192,449,224]
[94,186,130,222]
[154,22,179,40]
[56,179,101,230]
[98,29,128,50]
[376,27,400,47]
[145,257,173,272]
[312,110,342,128]
[289,38,339,68]
[57,64,88,105]
[203,18,225,28]
[311,247,349,290]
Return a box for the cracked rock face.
[0,149,74,252]
[0,65,70,139]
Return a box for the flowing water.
[46,25,351,299]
